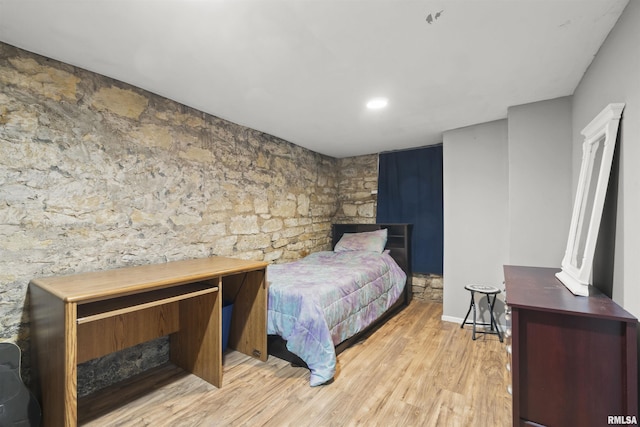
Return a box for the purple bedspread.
[267,250,406,386]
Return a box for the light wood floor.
[79,301,511,426]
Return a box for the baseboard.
[442,314,507,330]
[441,314,463,324]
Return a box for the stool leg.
[461,292,474,329]
[487,294,503,342]
[471,293,477,340]
[486,294,495,331]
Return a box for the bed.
[267,223,412,386]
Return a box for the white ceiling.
[0,0,629,158]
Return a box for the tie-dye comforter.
[267,250,407,386]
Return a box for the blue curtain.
[377,145,443,274]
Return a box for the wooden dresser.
[504,265,638,427]
[30,256,268,426]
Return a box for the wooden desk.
[30,256,268,427]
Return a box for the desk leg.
[30,285,78,426]
[170,284,221,387]
[224,270,267,362]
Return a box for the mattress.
[267,250,406,386]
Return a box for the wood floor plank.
[78,301,511,426]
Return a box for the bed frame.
[267,223,413,368]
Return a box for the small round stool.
[460,284,503,342]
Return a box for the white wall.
[572,0,640,317]
[442,98,574,324]
[442,120,509,324]
[507,97,573,267]
[441,3,639,325]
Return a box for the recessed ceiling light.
[366,98,388,109]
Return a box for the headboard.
[332,223,412,303]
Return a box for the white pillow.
[334,228,388,253]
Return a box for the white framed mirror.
[556,103,624,296]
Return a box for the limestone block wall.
[335,154,378,224]
[412,273,444,302]
[0,41,442,396]
[0,43,339,393]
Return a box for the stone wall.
[0,42,442,396]
[0,43,338,393]
[412,273,444,302]
[335,154,378,224]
